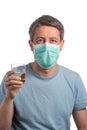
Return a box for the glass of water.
[11,63,26,83]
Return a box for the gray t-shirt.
[0,63,87,130]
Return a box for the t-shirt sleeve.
[73,73,87,110]
[0,76,6,104]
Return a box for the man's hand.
[4,70,24,100]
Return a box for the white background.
[0,0,87,129]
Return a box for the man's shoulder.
[59,65,79,78]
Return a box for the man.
[0,15,87,130]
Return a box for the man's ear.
[60,40,65,51]
[28,40,33,51]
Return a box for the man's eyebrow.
[50,37,58,39]
[35,37,45,40]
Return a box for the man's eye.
[36,39,44,44]
[50,39,57,44]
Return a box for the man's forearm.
[0,96,14,130]
[78,126,87,130]
[78,128,87,130]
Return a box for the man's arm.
[0,97,14,130]
[0,70,24,130]
[73,108,87,130]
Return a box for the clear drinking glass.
[11,63,26,83]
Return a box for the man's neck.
[30,62,58,78]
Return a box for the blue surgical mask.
[33,42,60,69]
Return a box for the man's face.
[29,25,64,51]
